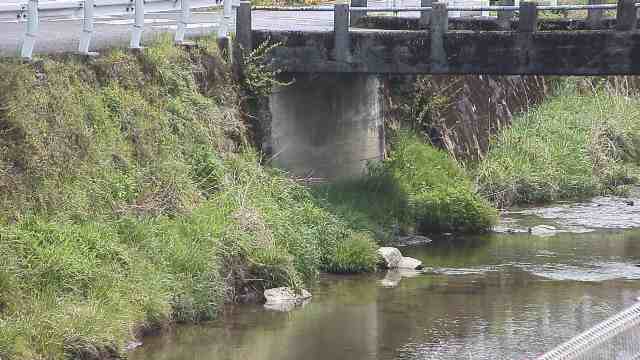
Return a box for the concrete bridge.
[233,0,640,178]
[237,0,640,75]
[2,0,640,179]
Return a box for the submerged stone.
[397,235,433,247]
[378,247,403,268]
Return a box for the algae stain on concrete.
[269,73,384,179]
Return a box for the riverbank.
[2,36,640,360]
[0,37,381,360]
[477,82,640,207]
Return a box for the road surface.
[0,0,421,57]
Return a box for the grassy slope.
[477,85,640,207]
[0,37,378,360]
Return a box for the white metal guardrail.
[0,0,631,60]
[537,301,640,360]
[0,0,235,59]
[248,3,620,11]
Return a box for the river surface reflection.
[131,228,640,360]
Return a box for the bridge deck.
[255,27,640,75]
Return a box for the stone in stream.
[125,341,143,351]
[397,235,433,247]
[378,247,403,268]
[528,225,559,237]
[398,257,423,270]
[263,287,312,312]
[264,298,312,312]
[378,247,423,269]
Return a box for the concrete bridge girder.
[234,0,640,178]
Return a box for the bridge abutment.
[268,73,384,179]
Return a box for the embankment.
[0,37,379,360]
[477,82,640,207]
[3,34,636,360]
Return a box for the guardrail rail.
[0,0,234,58]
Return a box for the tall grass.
[477,85,640,207]
[0,155,379,359]
[314,133,497,236]
[0,36,378,360]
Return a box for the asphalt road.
[0,0,416,57]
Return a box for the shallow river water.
[131,197,640,360]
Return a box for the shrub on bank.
[477,87,640,207]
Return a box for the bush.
[323,232,380,273]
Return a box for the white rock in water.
[398,257,423,270]
[264,298,311,312]
[529,225,559,237]
[264,287,312,305]
[378,247,403,268]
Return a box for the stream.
[131,194,640,360]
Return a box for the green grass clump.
[0,152,379,360]
[476,87,640,207]
[314,133,497,235]
[0,36,378,360]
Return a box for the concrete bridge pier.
[268,73,385,179]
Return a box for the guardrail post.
[334,3,349,62]
[233,1,251,77]
[586,0,603,29]
[130,0,144,49]
[430,2,447,72]
[236,1,252,51]
[497,0,514,30]
[175,0,192,44]
[616,0,637,31]
[518,1,537,32]
[20,0,38,59]
[419,0,432,28]
[350,0,367,25]
[218,0,233,39]
[79,0,95,55]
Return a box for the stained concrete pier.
[269,73,384,179]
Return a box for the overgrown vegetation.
[314,132,497,237]
[4,26,638,360]
[0,36,378,360]
[477,82,640,207]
